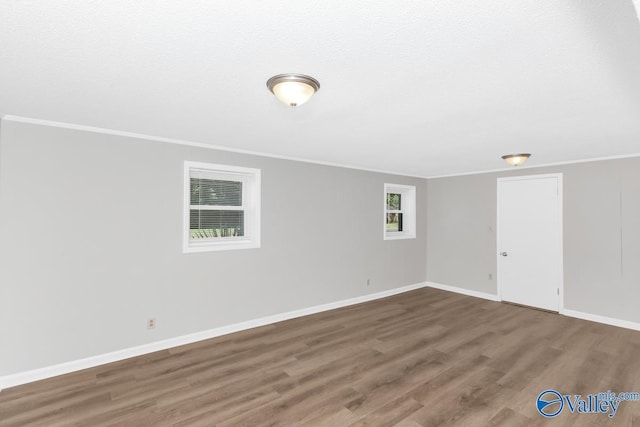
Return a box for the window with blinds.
[184,162,261,252]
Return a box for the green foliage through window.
[386,193,402,232]
[386,213,403,232]
[387,193,401,210]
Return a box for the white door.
[497,174,563,312]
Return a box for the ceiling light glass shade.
[502,153,531,166]
[267,74,320,107]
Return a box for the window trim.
[383,183,416,240]
[183,161,261,253]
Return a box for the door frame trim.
[496,173,564,312]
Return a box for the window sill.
[183,240,261,253]
[384,233,416,241]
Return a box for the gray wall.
[427,157,640,323]
[0,120,427,376]
[3,117,638,379]
[426,173,497,294]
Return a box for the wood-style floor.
[2,287,640,426]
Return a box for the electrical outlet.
[147,318,156,329]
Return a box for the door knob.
[500,251,508,257]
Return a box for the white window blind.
[184,162,260,252]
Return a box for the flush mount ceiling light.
[501,153,531,167]
[266,73,320,107]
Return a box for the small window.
[384,183,416,240]
[184,161,260,252]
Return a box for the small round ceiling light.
[267,73,320,107]
[502,153,531,167]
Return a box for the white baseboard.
[7,282,638,392]
[561,308,640,332]
[0,281,429,391]
[425,281,640,332]
[426,281,500,301]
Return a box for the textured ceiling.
[1,0,640,177]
